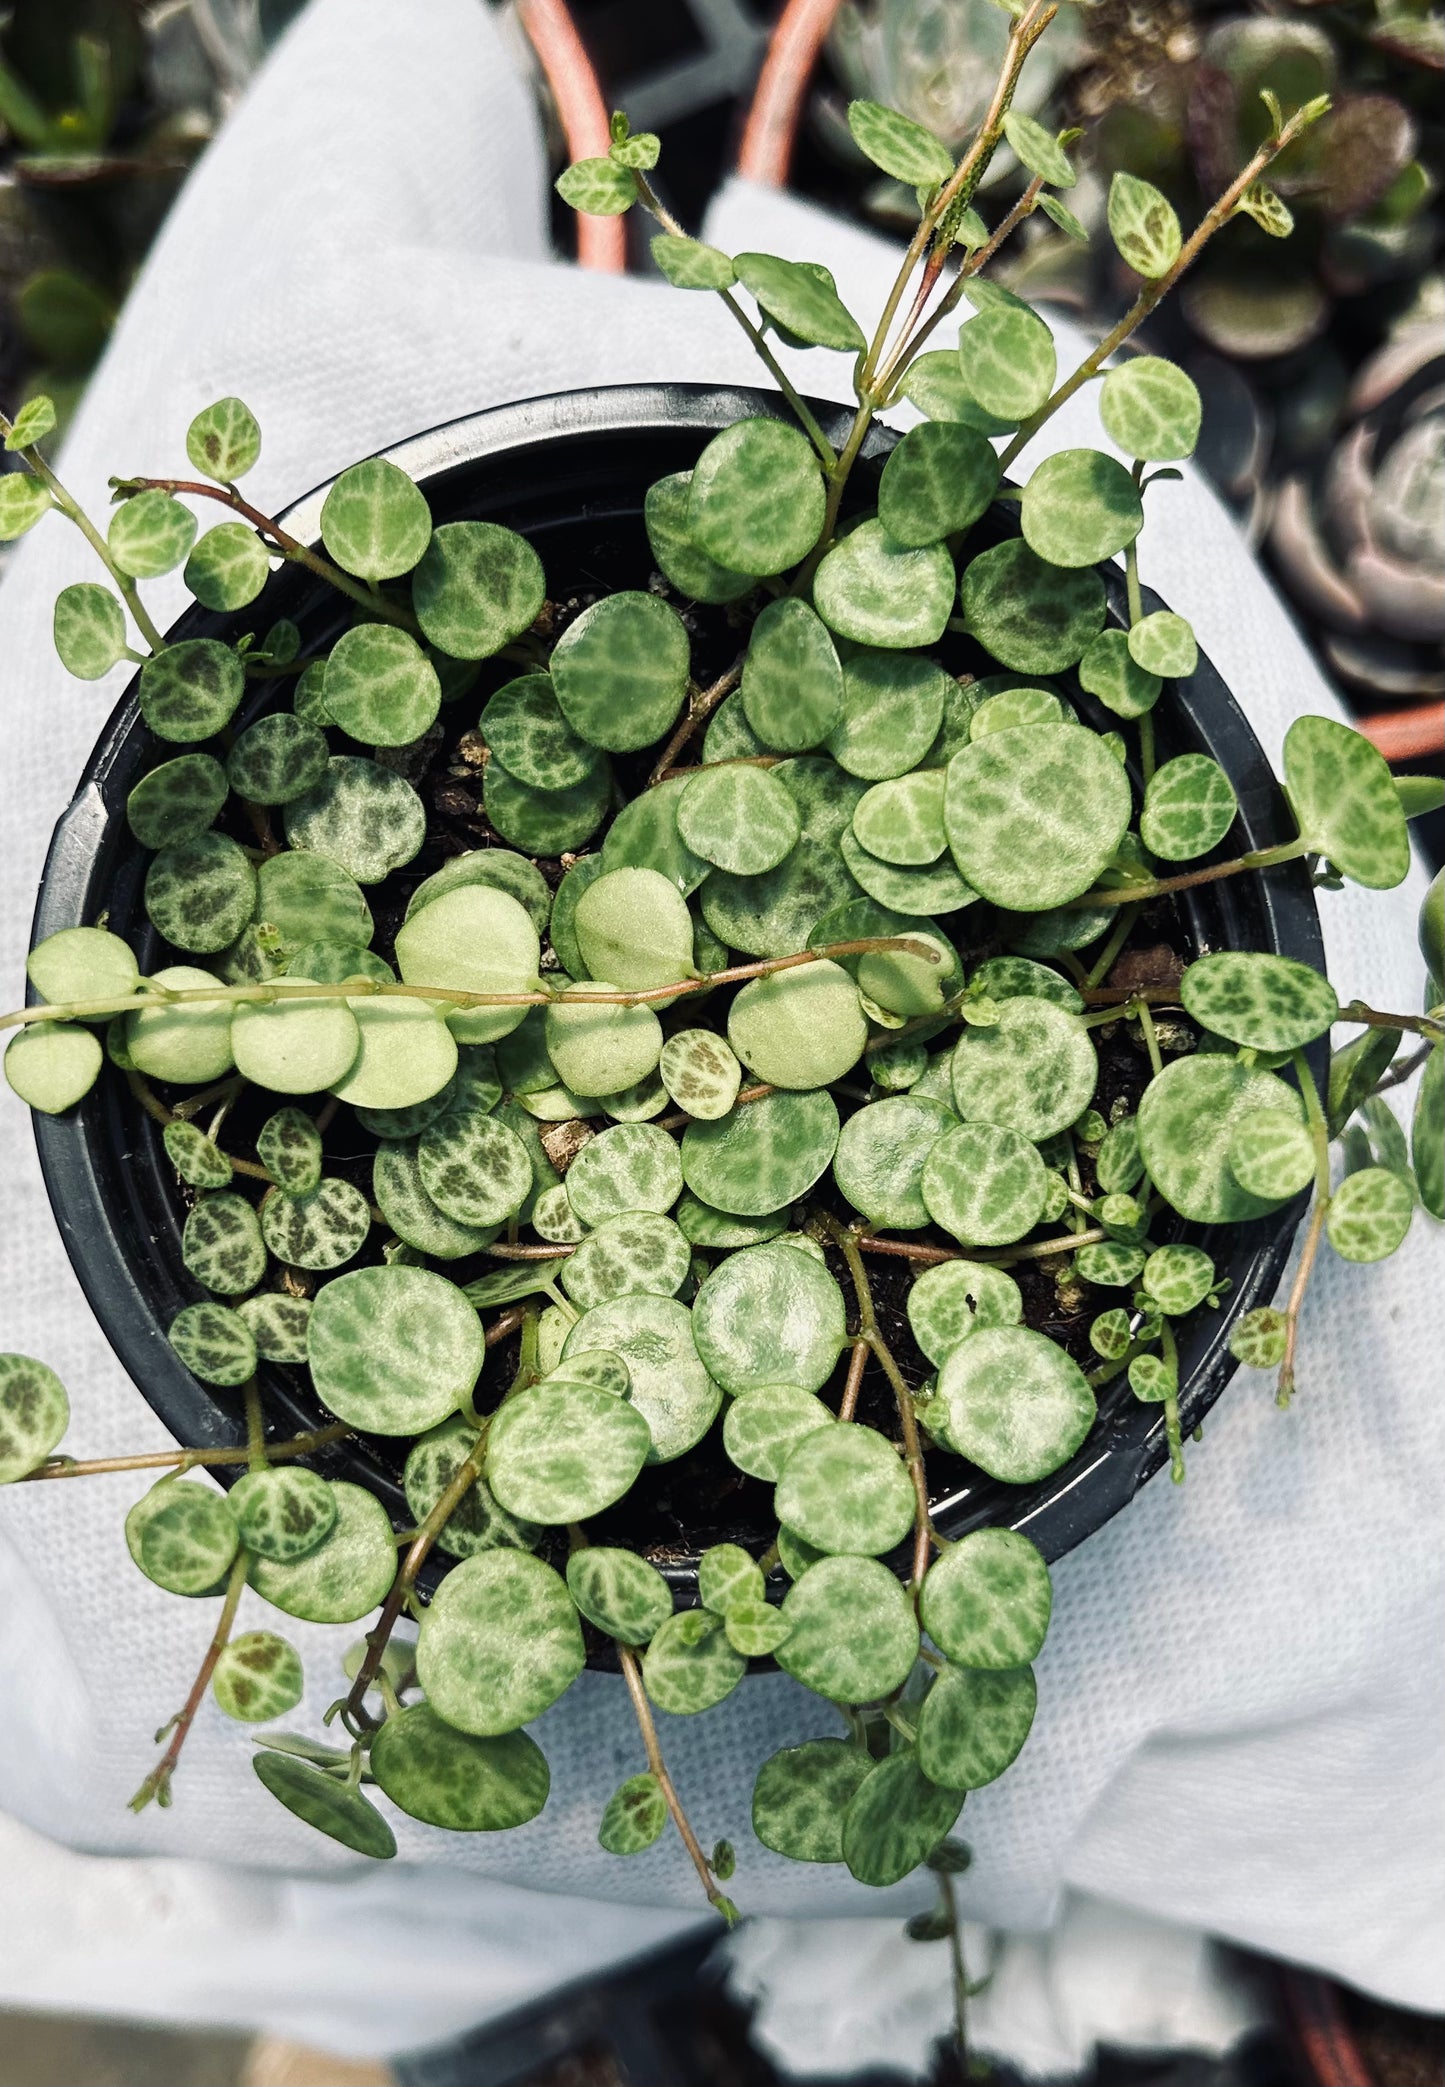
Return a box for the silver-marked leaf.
[1020,448,1143,568]
[1140,1243,1216,1317]
[1180,952,1338,1052]
[643,471,754,603]
[0,473,49,539]
[252,1753,395,1859]
[813,521,955,649]
[1079,629,1161,719]
[307,1265,483,1433]
[416,1550,585,1736]
[853,772,947,866]
[4,395,55,449]
[1138,1054,1304,1223]
[563,1121,681,1225]
[957,305,1056,421]
[681,1088,839,1216]
[0,1354,69,1482]
[735,251,865,353]
[598,1773,667,1854]
[411,520,545,661]
[126,753,228,849]
[1002,108,1075,188]
[944,725,1130,909]
[1282,715,1410,890]
[687,418,826,577]
[126,1478,238,1595]
[702,834,861,957]
[230,1464,338,1562]
[561,1210,690,1310]
[408,851,551,936]
[776,1555,918,1703]
[566,1546,673,1643]
[258,851,373,959]
[1140,754,1237,860]
[213,1632,303,1723]
[959,540,1105,674]
[920,1528,1051,1669]
[676,1194,789,1248]
[163,1120,232,1191]
[936,1326,1095,1481]
[1227,1107,1316,1199]
[54,582,128,679]
[187,397,261,481]
[109,490,196,577]
[322,623,441,747]
[775,1423,914,1557]
[917,1663,1037,1788]
[650,233,736,289]
[487,1381,651,1522]
[847,99,952,185]
[693,1240,845,1396]
[321,458,431,582]
[1107,172,1182,278]
[480,673,601,791]
[842,1751,963,1887]
[169,1301,256,1385]
[564,1293,719,1463]
[723,1385,833,1482]
[371,1701,549,1831]
[260,1177,370,1270]
[643,1610,747,1714]
[878,421,1000,549]
[698,1543,764,1617]
[1229,1307,1288,1369]
[256,1106,323,1194]
[741,596,843,751]
[1075,1240,1146,1286]
[145,831,257,954]
[184,522,271,610]
[226,715,329,806]
[1127,609,1196,679]
[1413,1047,1443,1221]
[950,997,1097,1142]
[418,1107,532,1226]
[138,638,245,743]
[600,776,709,898]
[182,1192,266,1295]
[753,1738,874,1862]
[728,962,868,1090]
[1099,356,1201,461]
[677,762,801,876]
[907,1260,1022,1367]
[834,1094,956,1231]
[284,757,425,885]
[550,590,689,753]
[828,650,950,780]
[404,1416,538,1559]
[1327,1165,1414,1262]
[660,1028,742,1120]
[556,156,636,213]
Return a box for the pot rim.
[28,381,1325,1588]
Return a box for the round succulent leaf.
[752,1738,875,1862]
[838,828,972,916]
[410,519,544,659]
[1139,1055,1306,1225]
[834,1094,956,1231]
[922,1121,1048,1246]
[258,851,373,959]
[229,1464,338,1565]
[129,1479,239,1595]
[957,306,1057,421]
[1001,107,1075,186]
[320,458,431,582]
[25,925,136,1010]
[110,490,197,577]
[1226,1107,1315,1200]
[597,1773,667,1855]
[1327,1165,1414,1262]
[563,1122,682,1225]
[1140,1243,1216,1318]
[813,522,955,650]
[1079,628,1161,719]
[676,1195,790,1248]
[168,1301,256,1386]
[572,867,694,997]
[485,755,612,860]
[1127,610,1197,680]
[734,250,865,353]
[920,1529,1051,1669]
[660,1029,742,1120]
[406,850,552,936]
[917,1662,1038,1789]
[124,964,235,1085]
[371,1702,549,1831]
[777,1554,919,1702]
[284,757,425,885]
[212,1631,303,1723]
[530,1185,588,1245]
[547,1348,631,1398]
[724,1601,791,1657]
[1282,715,1409,890]
[827,650,950,780]
[642,1611,747,1714]
[1100,356,1201,461]
[853,772,947,867]
[254,1106,322,1196]
[600,779,709,903]
[949,997,1098,1142]
[54,582,128,679]
[1020,448,1143,568]
[970,687,1068,739]
[224,715,328,808]
[233,1295,312,1369]
[944,725,1130,910]
[702,837,861,959]
[479,673,600,791]
[186,397,261,481]
[740,597,843,752]
[561,1210,690,1310]
[395,885,539,1048]
[184,522,270,611]
[418,1106,533,1226]
[1180,952,1338,1053]
[1075,1240,1146,1286]
[404,1416,538,1559]
[726,962,868,1091]
[163,1120,232,1191]
[307,1266,483,1433]
[968,956,1082,1014]
[877,421,1000,549]
[139,639,246,744]
[566,1547,673,1644]
[682,1088,838,1216]
[698,1544,764,1617]
[603,1074,667,1122]
[842,1751,964,1888]
[643,470,754,603]
[1094,1115,1144,1194]
[330,998,458,1112]
[907,1260,1022,1368]
[320,624,441,748]
[417,1550,584,1736]
[181,1192,266,1295]
[676,762,800,876]
[1107,172,1181,279]
[487,1381,652,1523]
[126,753,228,849]
[260,1177,370,1270]
[959,540,1106,674]
[145,832,257,956]
[687,418,826,577]
[1089,1307,1132,1360]
[649,234,736,290]
[549,590,689,753]
[0,473,50,538]
[692,1240,845,1396]
[775,1423,914,1558]
[723,1386,833,1482]
[563,1293,719,1463]
[251,1753,395,1860]
[0,1354,69,1482]
[230,984,360,1096]
[555,156,635,213]
[902,350,1015,434]
[1140,754,1237,861]
[936,1326,1095,1482]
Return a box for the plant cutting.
[1,4,1441,2072]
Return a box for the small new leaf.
[610,132,660,170]
[650,235,736,291]
[556,158,636,216]
[846,100,954,187]
[1107,172,1182,279]
[5,394,56,450]
[1235,183,1294,239]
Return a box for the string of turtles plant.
[1,3,1442,2067]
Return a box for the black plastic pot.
[30,383,1323,1598]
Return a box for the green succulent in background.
[1,12,1440,2072]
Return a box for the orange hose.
[1357,704,1445,765]
[738,0,846,188]
[517,0,627,273]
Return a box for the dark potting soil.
[140,549,1218,1582]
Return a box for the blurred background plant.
[0,0,305,439]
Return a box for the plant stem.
[110,475,423,635]
[1083,906,1137,991]
[876,177,1046,401]
[939,1869,971,2082]
[1277,1051,1332,1409]
[999,102,1326,474]
[1370,1041,1434,1094]
[648,656,745,786]
[822,1216,933,1587]
[1160,1320,1185,1483]
[1135,997,1164,1079]
[0,415,168,652]
[23,1421,350,1482]
[1060,838,1310,913]
[838,1338,869,1423]
[3,937,941,1034]
[1338,1000,1445,1044]
[129,1548,249,1810]
[243,1379,267,1473]
[855,1226,1107,1268]
[616,1641,736,1918]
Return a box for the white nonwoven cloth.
[0,0,1440,2068]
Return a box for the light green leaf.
[1326,1165,1414,1262]
[907,1259,1021,1367]
[308,1265,483,1433]
[212,1631,303,1723]
[1099,356,1201,461]
[556,156,636,214]
[1179,951,1338,1052]
[284,757,425,885]
[959,539,1106,673]
[53,582,127,679]
[936,1326,1095,1481]
[920,1119,1048,1246]
[877,420,1000,550]
[487,1380,652,1522]
[1002,109,1075,188]
[1140,753,1237,860]
[920,1529,1051,1668]
[411,520,545,661]
[27,924,138,1006]
[1039,192,1088,240]
[842,1751,963,1886]
[643,471,755,603]
[5,394,56,449]
[0,471,50,540]
[650,234,735,288]
[643,1611,746,1714]
[1412,1047,1443,1220]
[567,1546,673,1643]
[124,964,235,1084]
[752,1738,874,1862]
[776,1555,919,1703]
[1127,609,1196,679]
[371,1702,549,1831]
[545,983,662,1099]
[681,1087,838,1216]
[138,638,245,743]
[573,866,695,993]
[1079,628,1161,719]
[847,99,953,185]
[917,1663,1037,1788]
[944,723,1129,909]
[599,1772,667,1853]
[692,1239,845,1396]
[949,996,1097,1141]
[231,984,360,1095]
[1282,715,1410,890]
[109,490,196,577]
[0,1354,69,1482]
[728,962,867,1090]
[957,305,1056,421]
[417,1550,584,1735]
[184,522,271,611]
[723,1385,833,1482]
[1020,448,1143,568]
[775,1422,914,1557]
[813,520,955,649]
[834,1094,955,1230]
[853,771,947,866]
[687,418,826,578]
[1137,1054,1304,1223]
[1107,171,1182,278]
[186,398,261,482]
[550,590,689,752]
[735,251,865,353]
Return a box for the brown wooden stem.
[129,1549,249,1810]
[648,657,745,786]
[617,1642,734,1918]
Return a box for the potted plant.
[0,4,1439,2068]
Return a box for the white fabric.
[0,0,1440,2065]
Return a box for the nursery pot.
[29,382,1324,1610]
